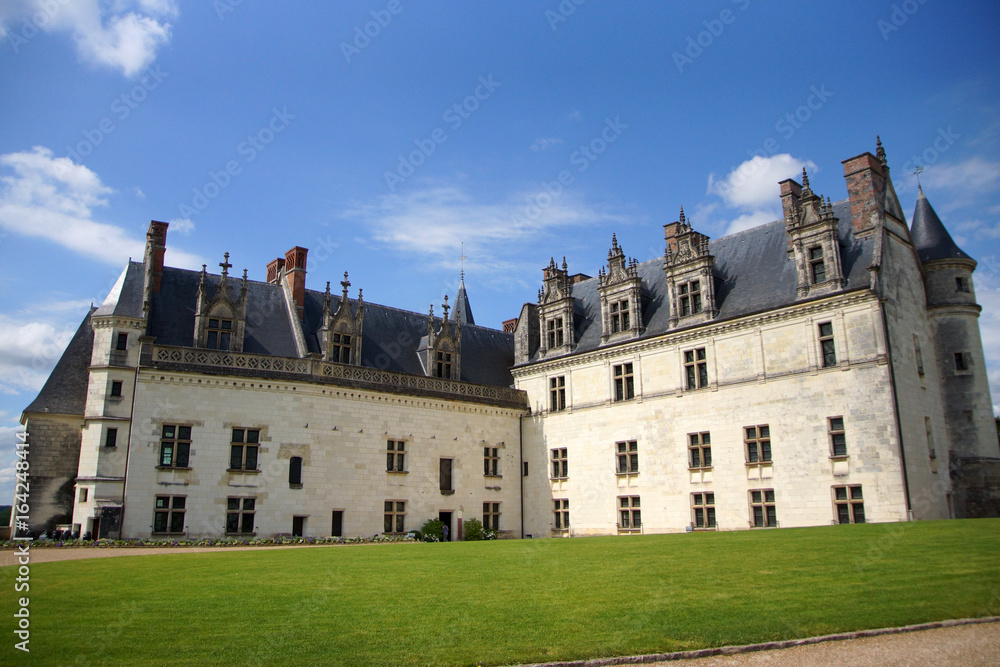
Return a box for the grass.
[2,519,999,666]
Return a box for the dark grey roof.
[529,200,875,362]
[455,276,475,326]
[910,187,972,263]
[23,308,95,417]
[93,262,145,318]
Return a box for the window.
[616,440,638,474]
[819,322,837,368]
[483,502,500,531]
[547,317,564,348]
[384,500,405,534]
[914,335,924,376]
[834,485,865,524]
[689,432,712,469]
[115,332,128,351]
[331,333,352,363]
[553,499,569,531]
[692,492,716,529]
[110,380,123,397]
[679,280,702,316]
[618,496,641,531]
[744,425,771,463]
[684,348,708,390]
[435,350,453,378]
[484,447,500,476]
[954,351,970,372]
[550,376,566,411]
[105,427,118,448]
[610,300,630,333]
[206,318,233,350]
[925,417,936,459]
[79,488,88,502]
[386,440,406,472]
[230,428,259,471]
[551,448,568,479]
[154,495,186,533]
[750,489,777,527]
[809,246,826,283]
[289,456,302,486]
[226,497,255,534]
[440,458,453,492]
[159,425,191,468]
[613,362,635,401]
[956,276,970,293]
[523,461,529,477]
[829,417,847,457]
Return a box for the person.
[442,524,449,542]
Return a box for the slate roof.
[93,262,145,318]
[526,199,875,362]
[23,308,95,418]
[454,276,475,326]
[910,187,972,263]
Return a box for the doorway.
[331,510,343,537]
[438,511,453,541]
[292,516,306,537]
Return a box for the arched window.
[289,456,303,486]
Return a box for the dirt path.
[0,543,336,567]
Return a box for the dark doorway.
[331,510,343,537]
[292,516,305,537]
[438,511,453,541]
[91,517,100,539]
[100,507,121,539]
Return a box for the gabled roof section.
[23,308,95,418]
[93,262,145,318]
[910,187,972,263]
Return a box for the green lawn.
[3,519,999,666]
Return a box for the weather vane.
[460,242,467,280]
[914,165,924,188]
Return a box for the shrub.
[463,518,484,541]
[421,519,445,542]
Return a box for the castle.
[18,141,1000,540]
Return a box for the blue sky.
[1,1,999,502]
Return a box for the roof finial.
[442,294,450,320]
[340,271,351,302]
[914,165,924,193]
[679,206,686,225]
[460,242,466,282]
[219,251,232,278]
[562,256,568,272]
[801,168,810,189]
[876,135,887,166]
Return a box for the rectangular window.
[819,322,837,368]
[618,496,641,531]
[440,458,453,492]
[154,495,186,533]
[435,351,453,378]
[829,417,847,457]
[914,335,924,376]
[105,427,118,448]
[689,432,712,469]
[386,439,406,472]
[332,332,352,364]
[692,492,716,529]
[159,425,191,468]
[483,502,500,531]
[684,348,708,390]
[206,318,233,351]
[484,447,500,476]
[551,448,568,479]
[679,281,702,316]
[110,380,123,397]
[549,376,566,411]
[115,332,128,351]
[553,499,569,530]
[834,485,865,524]
[226,497,255,534]
[79,488,88,502]
[744,425,771,463]
[750,489,777,527]
[289,456,303,486]
[610,300,630,333]
[925,417,936,459]
[954,351,970,372]
[956,276,970,293]
[809,246,826,284]
[613,362,635,401]
[230,428,259,471]
[383,500,405,534]
[547,317,564,348]
[616,440,638,474]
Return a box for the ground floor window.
[226,497,255,534]
[618,496,641,531]
[384,500,406,534]
[153,495,185,533]
[692,492,716,529]
[553,499,569,531]
[750,489,776,527]
[483,502,501,531]
[834,485,865,524]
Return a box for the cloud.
[133,186,145,199]
[913,157,1000,198]
[568,110,582,122]
[0,316,77,395]
[0,0,177,77]
[973,274,1000,416]
[530,138,563,152]
[0,146,203,269]
[169,217,195,235]
[708,154,818,210]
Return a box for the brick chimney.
[842,152,885,235]
[779,177,802,224]
[663,222,684,255]
[502,317,517,333]
[283,246,308,319]
[266,257,286,284]
[144,220,168,293]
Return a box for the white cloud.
[169,217,195,235]
[723,209,781,237]
[0,0,177,77]
[133,186,145,199]
[0,146,203,269]
[707,154,818,210]
[530,138,563,152]
[0,316,77,395]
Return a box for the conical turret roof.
[455,273,475,326]
[910,186,972,263]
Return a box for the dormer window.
[547,318,564,348]
[809,247,826,283]
[194,253,249,353]
[436,350,453,378]
[610,301,629,333]
[679,281,702,316]
[207,318,233,350]
[320,273,365,365]
[598,235,644,344]
[331,332,352,364]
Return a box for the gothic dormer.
[194,252,248,352]
[537,257,575,357]
[598,234,644,344]
[780,169,845,300]
[663,208,717,328]
[319,271,365,364]
[421,297,462,380]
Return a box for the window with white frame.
[684,348,708,390]
[692,492,716,529]
[833,485,865,524]
[616,440,638,474]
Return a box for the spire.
[910,187,972,263]
[454,271,475,326]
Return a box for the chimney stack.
[778,177,802,224]
[266,257,286,284]
[145,220,169,293]
[841,152,885,235]
[284,246,308,319]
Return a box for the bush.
[420,519,445,542]
[463,518,483,541]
